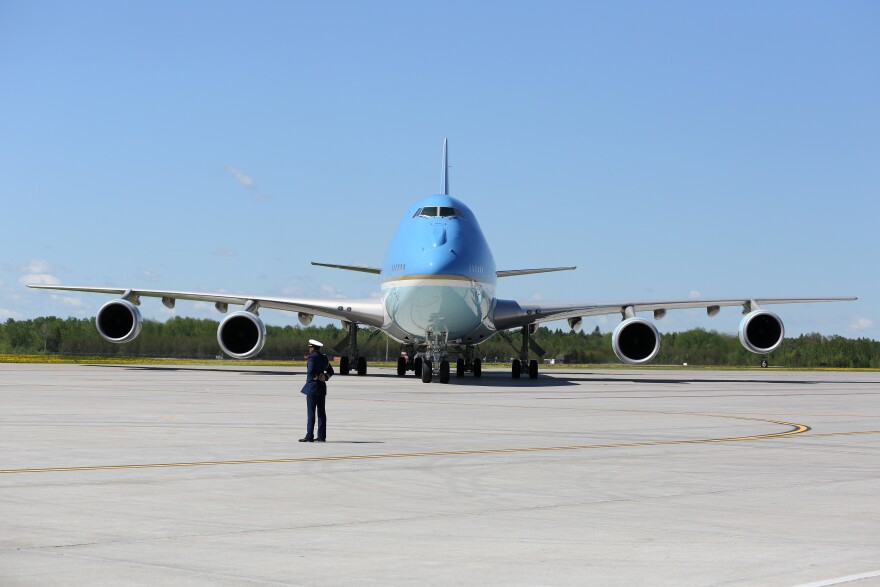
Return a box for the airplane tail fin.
[441,138,449,195]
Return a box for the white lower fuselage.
[380,276,496,345]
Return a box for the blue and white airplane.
[30,140,855,383]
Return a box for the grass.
[1,354,876,371]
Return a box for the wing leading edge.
[27,285,385,327]
[492,296,858,331]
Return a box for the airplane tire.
[440,360,450,384]
[473,358,482,378]
[512,359,521,379]
[414,357,423,377]
[340,356,350,375]
[356,356,367,376]
[397,357,407,376]
[422,361,433,383]
[456,358,465,377]
[529,359,538,379]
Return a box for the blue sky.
[1,1,877,340]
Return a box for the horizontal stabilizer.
[311,262,381,275]
[496,266,576,278]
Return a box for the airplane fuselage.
[380,195,498,345]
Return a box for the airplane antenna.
[441,138,450,195]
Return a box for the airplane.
[30,140,856,383]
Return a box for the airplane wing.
[27,285,386,327]
[491,296,858,330]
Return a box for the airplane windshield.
[413,206,465,219]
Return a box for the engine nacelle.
[739,311,784,354]
[298,312,314,326]
[612,317,661,365]
[96,299,143,343]
[217,311,266,359]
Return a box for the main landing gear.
[395,326,544,383]
[500,325,543,379]
[334,321,368,376]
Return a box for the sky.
[1,1,878,341]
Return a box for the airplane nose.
[423,246,460,275]
[432,226,447,247]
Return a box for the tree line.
[1,316,878,368]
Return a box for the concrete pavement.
[2,364,879,586]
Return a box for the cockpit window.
[413,206,465,219]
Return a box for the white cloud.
[17,259,60,287]
[140,269,161,283]
[849,317,874,331]
[0,308,23,320]
[226,165,254,188]
[214,248,237,257]
[227,165,271,201]
[320,284,345,298]
[281,285,306,296]
[24,260,52,274]
[689,290,701,299]
[20,273,60,286]
[50,294,86,309]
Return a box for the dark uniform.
[300,343,333,442]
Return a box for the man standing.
[300,339,332,442]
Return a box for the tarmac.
[1,363,879,587]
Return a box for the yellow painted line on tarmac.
[800,430,880,438]
[1,417,815,475]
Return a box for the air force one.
[30,141,855,382]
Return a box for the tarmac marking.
[790,569,880,587]
[1,417,815,474]
[799,430,880,438]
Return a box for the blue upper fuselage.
[379,195,498,344]
[381,194,496,282]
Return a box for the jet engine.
[298,312,314,326]
[96,299,143,343]
[612,317,661,365]
[217,311,266,359]
[738,311,784,354]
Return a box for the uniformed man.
[299,339,333,442]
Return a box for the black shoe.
[299,437,314,442]
[315,438,326,442]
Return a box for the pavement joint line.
[1,417,815,475]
